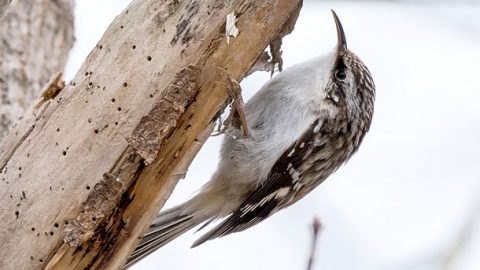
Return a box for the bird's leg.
[212,70,249,138]
[223,76,249,137]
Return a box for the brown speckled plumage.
[124,11,375,268]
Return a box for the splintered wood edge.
[45,1,303,269]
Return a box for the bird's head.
[325,10,375,126]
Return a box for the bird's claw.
[213,69,249,138]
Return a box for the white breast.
[216,51,337,187]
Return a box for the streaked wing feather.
[192,120,324,247]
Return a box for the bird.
[125,10,375,268]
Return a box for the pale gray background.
[65,1,480,269]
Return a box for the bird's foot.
[212,70,249,138]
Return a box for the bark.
[0,0,302,269]
[0,0,74,141]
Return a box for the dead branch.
[0,0,303,269]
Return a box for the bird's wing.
[192,119,325,247]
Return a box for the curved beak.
[331,10,347,51]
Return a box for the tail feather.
[141,214,193,241]
[134,216,194,256]
[124,206,204,269]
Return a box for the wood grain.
[0,0,302,269]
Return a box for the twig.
[307,217,322,270]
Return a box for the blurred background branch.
[307,218,322,270]
[0,0,74,142]
[0,0,9,18]
[440,197,480,269]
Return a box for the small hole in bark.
[85,72,88,76]
[88,118,92,123]
[56,128,60,132]
[149,94,153,98]
[147,56,152,61]
[15,211,19,218]
[117,107,122,111]
[18,173,21,178]
[123,82,128,87]
[111,98,115,103]
[98,44,103,49]
[39,259,43,263]
[132,45,136,49]
[89,72,93,75]
[92,217,96,221]
[49,231,54,236]
[94,129,99,134]
[27,153,30,157]
[64,220,69,225]
[63,151,67,156]
[31,227,35,231]
[54,223,59,228]
[18,167,21,171]
[89,82,93,86]
[86,185,91,190]
[120,25,124,29]
[49,186,52,190]
[114,121,118,125]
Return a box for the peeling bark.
[0,0,303,269]
[0,0,74,141]
[127,65,201,164]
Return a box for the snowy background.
[65,1,480,270]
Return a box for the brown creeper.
[125,10,375,268]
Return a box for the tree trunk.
[0,0,302,269]
[0,0,74,141]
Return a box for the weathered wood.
[0,0,74,141]
[0,0,302,269]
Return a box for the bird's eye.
[335,70,346,80]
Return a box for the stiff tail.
[124,205,205,269]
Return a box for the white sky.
[67,1,480,270]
